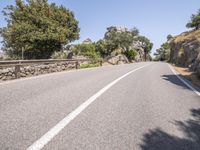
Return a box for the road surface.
[0,62,200,150]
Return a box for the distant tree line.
[154,35,172,61]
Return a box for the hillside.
[170,29,200,73]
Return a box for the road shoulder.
[169,64,200,96]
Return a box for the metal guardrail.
[0,59,91,67]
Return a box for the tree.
[167,34,173,41]
[72,43,101,62]
[95,26,152,61]
[0,0,80,59]
[154,37,171,61]
[95,39,108,57]
[134,36,153,61]
[186,9,200,30]
[104,26,139,55]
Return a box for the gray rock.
[170,31,200,71]
[107,54,129,65]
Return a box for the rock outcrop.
[105,26,148,61]
[170,30,200,72]
[131,40,146,61]
[106,54,129,65]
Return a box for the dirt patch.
[173,65,200,87]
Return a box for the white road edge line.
[168,64,200,96]
[27,63,151,150]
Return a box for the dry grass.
[174,30,200,43]
[173,65,200,87]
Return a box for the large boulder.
[131,41,145,61]
[106,54,129,65]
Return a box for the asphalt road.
[0,62,200,150]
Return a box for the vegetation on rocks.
[125,49,138,60]
[0,1,153,63]
[56,26,153,63]
[154,9,200,81]
[94,26,153,62]
[186,9,200,30]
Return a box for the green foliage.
[51,50,69,59]
[0,0,80,59]
[80,63,99,69]
[134,36,153,61]
[135,36,153,53]
[161,43,171,50]
[72,43,101,62]
[167,34,173,41]
[94,27,153,61]
[154,36,171,61]
[103,27,139,55]
[95,39,108,57]
[186,9,200,30]
[125,49,138,60]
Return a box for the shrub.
[72,43,102,63]
[80,63,99,69]
[125,49,138,60]
[51,51,69,59]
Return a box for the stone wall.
[0,61,85,81]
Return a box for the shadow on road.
[162,74,200,93]
[162,74,189,90]
[140,108,200,150]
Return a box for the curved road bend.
[0,62,200,150]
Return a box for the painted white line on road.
[168,64,200,96]
[27,63,151,150]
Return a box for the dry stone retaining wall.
[0,61,82,81]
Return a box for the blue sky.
[0,0,200,55]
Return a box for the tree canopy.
[186,9,200,30]
[0,0,80,59]
[104,27,139,54]
[94,26,153,61]
[154,35,172,61]
[71,43,101,62]
[134,36,153,61]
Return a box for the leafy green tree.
[134,36,153,61]
[104,27,139,55]
[167,34,173,41]
[154,36,171,61]
[95,39,108,57]
[72,43,101,62]
[186,9,200,30]
[0,0,80,59]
